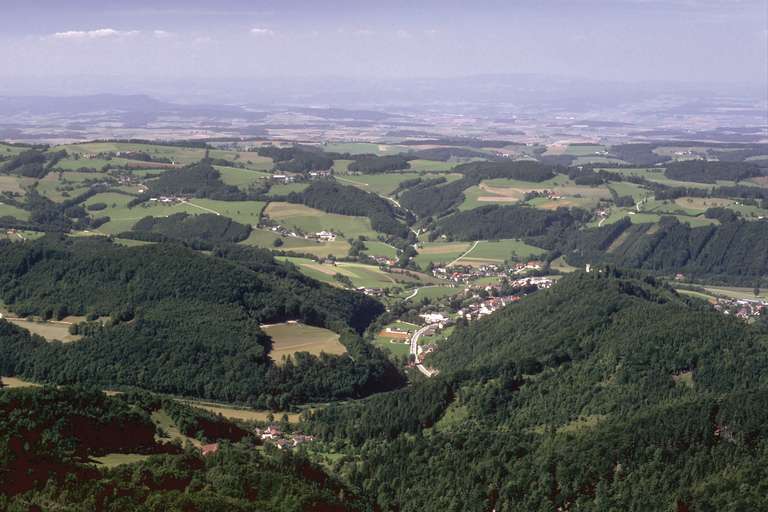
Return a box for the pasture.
[262,322,346,363]
[0,308,81,342]
[0,202,29,221]
[282,257,440,289]
[241,228,351,258]
[179,399,302,423]
[266,182,309,196]
[264,201,377,239]
[337,172,462,197]
[451,239,545,266]
[322,142,410,155]
[413,241,473,267]
[214,165,271,188]
[0,175,27,195]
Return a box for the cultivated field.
[282,257,440,289]
[214,165,271,188]
[262,322,346,363]
[264,201,377,238]
[450,239,545,267]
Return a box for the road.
[410,324,436,377]
[447,240,479,267]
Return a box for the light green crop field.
[94,201,217,234]
[214,166,271,188]
[83,192,134,209]
[53,157,120,171]
[322,142,410,155]
[0,175,26,195]
[361,241,398,259]
[333,159,353,173]
[241,229,351,258]
[0,202,30,221]
[266,182,309,196]
[413,241,473,267]
[607,182,651,201]
[453,239,545,266]
[282,257,440,289]
[564,144,607,156]
[407,159,458,172]
[336,173,423,196]
[373,335,411,356]
[91,453,152,468]
[409,286,465,300]
[0,143,28,157]
[56,142,206,165]
[262,322,345,364]
[264,201,378,239]
[459,185,520,211]
[181,199,266,225]
[573,156,626,166]
[221,151,273,171]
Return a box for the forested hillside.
[120,212,252,247]
[0,386,369,511]
[436,204,589,240]
[0,237,401,406]
[307,270,768,510]
[554,216,768,286]
[147,160,248,200]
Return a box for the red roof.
[201,443,219,456]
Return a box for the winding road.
[410,324,437,377]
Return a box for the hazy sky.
[0,0,765,91]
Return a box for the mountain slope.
[308,270,768,511]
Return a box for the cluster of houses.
[254,425,315,450]
[457,295,521,321]
[306,230,337,242]
[148,195,186,205]
[432,262,546,283]
[711,297,766,320]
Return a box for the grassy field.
[214,165,271,188]
[361,241,398,259]
[262,322,345,363]
[0,175,27,195]
[373,321,417,356]
[413,241,473,267]
[266,182,309,196]
[407,159,458,172]
[408,286,465,301]
[179,399,301,423]
[0,308,81,342]
[0,143,29,157]
[321,142,410,155]
[264,202,378,238]
[282,257,439,289]
[94,198,266,234]
[91,453,152,468]
[0,202,30,221]
[607,182,651,201]
[451,239,545,266]
[241,228,352,258]
[459,175,611,211]
[337,172,462,197]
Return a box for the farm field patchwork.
[214,165,271,188]
[281,257,439,289]
[413,241,473,267]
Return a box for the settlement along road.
[410,324,436,377]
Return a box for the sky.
[0,0,765,97]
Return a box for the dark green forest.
[306,270,768,511]
[0,386,370,512]
[0,237,402,406]
[119,212,252,248]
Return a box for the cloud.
[153,30,174,39]
[395,29,412,39]
[50,28,139,40]
[353,29,375,36]
[250,28,275,36]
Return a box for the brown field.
[263,322,346,364]
[606,230,632,253]
[0,176,25,194]
[1,376,40,388]
[378,329,410,340]
[418,242,472,254]
[179,399,302,423]
[0,316,81,342]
